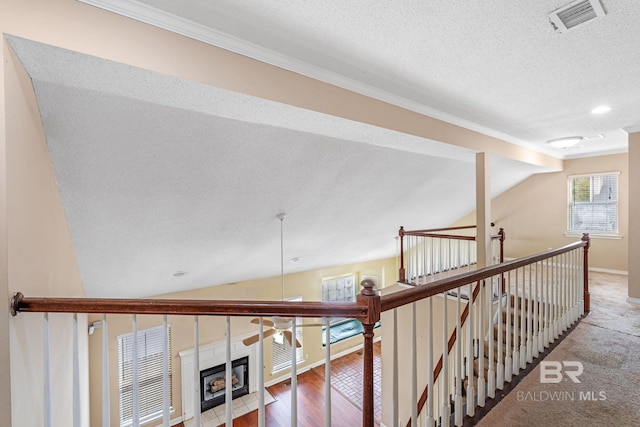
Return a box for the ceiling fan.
[242,213,322,347]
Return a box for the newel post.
[498,228,506,264]
[582,233,591,313]
[399,227,406,283]
[358,279,381,427]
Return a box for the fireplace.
[200,356,249,412]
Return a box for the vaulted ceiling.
[8,0,637,298]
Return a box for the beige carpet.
[478,272,640,427]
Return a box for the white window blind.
[272,298,303,373]
[568,172,619,233]
[118,325,172,427]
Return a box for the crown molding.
[79,0,561,160]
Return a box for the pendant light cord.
[278,213,286,302]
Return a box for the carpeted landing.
[477,272,640,427]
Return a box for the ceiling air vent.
[548,0,606,32]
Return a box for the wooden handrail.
[10,293,368,320]
[383,238,587,313]
[401,225,477,235]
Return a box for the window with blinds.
[568,172,619,234]
[272,298,303,373]
[118,325,172,427]
[322,274,356,324]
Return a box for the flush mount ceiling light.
[591,105,611,114]
[547,136,585,149]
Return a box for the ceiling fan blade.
[250,317,275,328]
[242,327,278,346]
[242,334,260,346]
[282,330,302,348]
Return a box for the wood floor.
[180,341,381,427]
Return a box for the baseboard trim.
[627,296,640,305]
[589,267,628,275]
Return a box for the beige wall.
[88,257,394,426]
[4,40,88,426]
[628,133,640,299]
[489,154,628,272]
[0,40,11,427]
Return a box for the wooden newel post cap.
[10,292,24,317]
[360,279,377,297]
[582,233,591,248]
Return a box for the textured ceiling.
[8,36,547,298]
[93,0,638,158]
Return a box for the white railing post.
[454,289,462,426]
[102,315,110,427]
[496,274,504,390]
[504,270,512,382]
[291,318,298,427]
[426,298,434,426]
[73,313,81,427]
[441,292,450,427]
[225,316,232,426]
[477,280,486,407]
[133,315,140,427]
[487,276,496,398]
[324,318,332,427]
[411,303,417,426]
[44,313,52,427]
[466,282,475,417]
[526,266,533,364]
[193,317,200,427]
[258,318,265,427]
[162,316,170,427]
[392,309,399,427]
[512,269,519,377]
[519,268,526,369]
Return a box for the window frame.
[321,274,357,325]
[566,171,621,238]
[117,324,173,427]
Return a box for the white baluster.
[258,318,265,427]
[533,263,540,357]
[73,313,80,427]
[477,280,486,407]
[496,274,504,390]
[392,309,399,427]
[102,315,110,427]
[527,266,533,364]
[454,288,462,426]
[466,282,475,417]
[44,313,52,427]
[162,316,170,426]
[441,292,450,427]
[225,316,232,426]
[133,315,140,427]
[324,318,332,427]
[487,277,495,399]
[412,303,417,425]
[193,316,200,427]
[427,298,434,426]
[553,256,560,340]
[504,270,512,381]
[543,260,548,347]
[512,268,519,377]
[291,318,298,427]
[519,268,527,369]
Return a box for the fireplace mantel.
[179,332,258,421]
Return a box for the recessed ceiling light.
[591,105,611,114]
[547,136,584,149]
